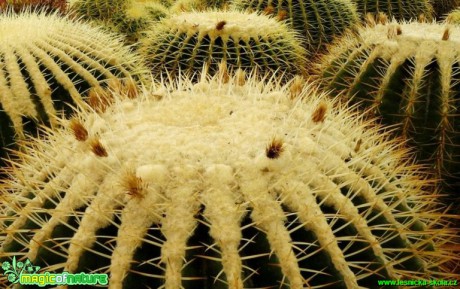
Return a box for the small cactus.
[0,73,458,289]
[139,10,307,80]
[231,0,359,52]
[0,11,148,168]
[315,20,460,194]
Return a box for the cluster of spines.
[349,0,434,21]
[0,72,458,288]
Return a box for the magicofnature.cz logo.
[1,256,108,287]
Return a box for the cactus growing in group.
[139,10,307,80]
[346,0,434,21]
[0,11,148,168]
[315,20,460,195]
[0,72,458,289]
[68,0,172,43]
[231,0,359,52]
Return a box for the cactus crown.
[231,0,359,52]
[0,11,148,166]
[0,73,457,289]
[140,10,307,80]
[316,20,460,193]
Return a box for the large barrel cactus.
[139,10,307,80]
[315,20,460,194]
[0,11,148,168]
[0,73,458,289]
[68,0,172,43]
[231,0,359,52]
[348,0,433,21]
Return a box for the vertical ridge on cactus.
[0,11,149,168]
[315,20,460,196]
[231,0,359,53]
[0,73,458,289]
[347,0,434,21]
[139,10,308,81]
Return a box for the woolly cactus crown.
[140,10,307,80]
[316,20,460,194]
[0,73,457,289]
[0,11,148,167]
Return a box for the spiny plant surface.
[316,20,460,195]
[431,0,460,18]
[68,0,172,43]
[170,0,230,12]
[0,11,148,168]
[347,0,433,21]
[231,0,359,53]
[140,10,307,81]
[0,73,458,289]
[446,8,460,23]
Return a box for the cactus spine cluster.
[0,73,457,289]
[231,0,359,52]
[431,0,460,18]
[446,8,460,23]
[170,0,230,12]
[316,20,460,194]
[0,11,148,167]
[140,10,307,80]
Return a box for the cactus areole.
[0,75,457,289]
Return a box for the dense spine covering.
[68,0,171,43]
[350,0,434,21]
[316,20,460,194]
[0,0,67,13]
[0,73,458,289]
[139,10,307,80]
[0,11,149,168]
[231,0,359,52]
[446,8,460,23]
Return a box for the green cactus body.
[139,10,307,81]
[431,0,460,18]
[0,73,457,289]
[231,0,359,52]
[316,21,460,194]
[348,0,433,21]
[68,0,171,43]
[0,11,148,168]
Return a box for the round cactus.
[315,20,460,194]
[68,0,171,43]
[0,73,458,289]
[0,11,149,168]
[139,10,307,81]
[231,0,359,52]
[347,0,433,21]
